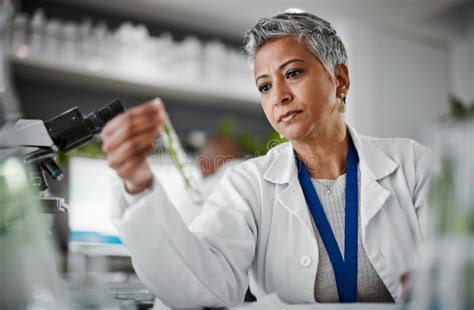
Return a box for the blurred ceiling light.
[285,8,306,14]
[15,45,29,59]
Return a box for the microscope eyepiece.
[45,99,125,152]
[84,100,125,135]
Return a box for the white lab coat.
[109,124,432,308]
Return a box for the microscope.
[0,0,125,213]
[0,100,125,213]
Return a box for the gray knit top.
[310,169,394,303]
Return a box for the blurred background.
[1,0,473,308]
[9,0,474,141]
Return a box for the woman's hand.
[101,98,166,194]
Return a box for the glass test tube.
[159,116,203,204]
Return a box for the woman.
[101,11,431,307]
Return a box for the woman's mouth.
[279,110,302,123]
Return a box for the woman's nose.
[271,80,292,106]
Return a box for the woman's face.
[254,36,349,142]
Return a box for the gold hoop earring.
[337,97,346,113]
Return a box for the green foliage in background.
[56,138,104,164]
[429,147,474,235]
[441,95,474,122]
[217,117,287,157]
[427,94,474,235]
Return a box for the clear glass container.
[410,120,474,309]
[159,113,204,204]
[0,155,68,308]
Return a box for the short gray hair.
[243,11,348,74]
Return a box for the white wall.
[343,21,450,142]
[342,21,378,136]
[448,7,474,104]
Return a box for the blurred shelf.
[11,56,260,109]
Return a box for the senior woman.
[101,11,431,307]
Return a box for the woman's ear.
[335,64,350,95]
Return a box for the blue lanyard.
[296,135,359,303]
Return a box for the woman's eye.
[258,83,271,93]
[286,69,301,79]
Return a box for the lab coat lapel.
[359,170,391,237]
[277,177,315,234]
[347,124,399,238]
[263,143,315,233]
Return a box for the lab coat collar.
[263,123,399,184]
